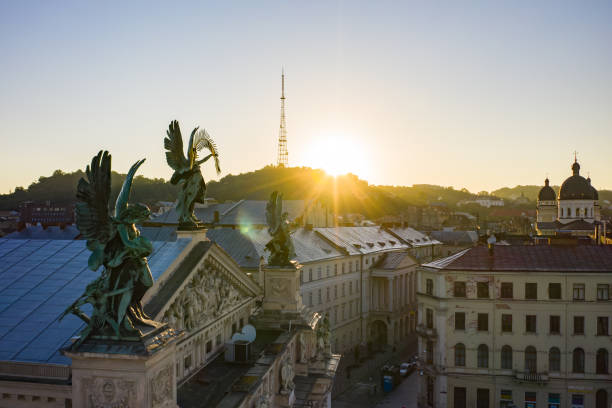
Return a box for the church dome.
[559,161,594,200]
[538,178,556,201]
[587,177,599,200]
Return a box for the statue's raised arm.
[164,120,220,227]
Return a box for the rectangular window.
[426,279,433,295]
[326,287,330,301]
[571,394,584,408]
[573,284,585,301]
[308,268,312,281]
[342,283,345,297]
[349,281,353,295]
[317,266,322,279]
[308,292,313,306]
[500,282,513,299]
[525,391,537,408]
[206,340,212,353]
[500,390,513,408]
[501,314,512,332]
[597,316,609,336]
[454,387,466,408]
[454,281,466,297]
[574,316,584,335]
[597,284,609,301]
[334,264,338,275]
[477,282,489,298]
[426,308,434,329]
[526,315,536,333]
[550,315,560,334]
[300,270,304,283]
[477,313,488,331]
[549,283,562,299]
[334,285,337,299]
[476,389,489,408]
[342,263,345,273]
[318,289,322,305]
[525,283,537,300]
[548,393,560,408]
[455,312,465,330]
[326,265,330,277]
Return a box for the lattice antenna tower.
[277,68,288,167]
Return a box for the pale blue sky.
[1,1,611,194]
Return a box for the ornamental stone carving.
[269,277,291,299]
[163,259,246,332]
[279,355,295,395]
[82,377,136,408]
[151,363,173,407]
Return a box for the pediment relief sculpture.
[163,258,248,331]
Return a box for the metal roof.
[430,230,479,245]
[314,226,409,255]
[149,200,309,226]
[422,245,612,272]
[0,237,191,365]
[388,227,442,247]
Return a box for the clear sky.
[1,1,611,194]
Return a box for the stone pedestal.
[262,262,303,313]
[63,326,182,408]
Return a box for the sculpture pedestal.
[262,262,303,312]
[63,326,182,408]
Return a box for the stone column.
[388,278,394,313]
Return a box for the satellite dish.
[232,324,257,343]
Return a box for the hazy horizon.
[1,1,611,194]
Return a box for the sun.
[305,132,369,178]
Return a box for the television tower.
[277,69,288,167]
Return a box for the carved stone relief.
[163,259,246,331]
[279,355,295,395]
[82,377,136,408]
[150,363,173,407]
[269,277,292,299]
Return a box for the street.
[333,370,418,408]
[375,370,418,408]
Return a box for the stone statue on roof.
[265,191,295,266]
[61,151,160,346]
[164,120,221,227]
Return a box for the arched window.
[501,345,512,369]
[596,348,608,374]
[596,389,608,408]
[455,343,465,367]
[549,347,560,372]
[477,344,489,368]
[573,348,585,373]
[525,346,537,373]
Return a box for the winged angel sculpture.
[265,191,295,266]
[61,151,159,345]
[164,120,220,227]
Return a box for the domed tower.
[588,176,601,221]
[558,159,596,223]
[536,178,557,223]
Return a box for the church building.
[536,159,601,238]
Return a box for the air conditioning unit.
[224,340,251,362]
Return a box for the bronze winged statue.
[265,191,295,266]
[61,151,158,345]
[164,120,221,227]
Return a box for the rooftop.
[0,237,191,365]
[422,245,612,272]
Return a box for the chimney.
[487,234,496,256]
[213,210,220,223]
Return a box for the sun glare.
[305,133,369,179]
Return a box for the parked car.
[399,362,415,377]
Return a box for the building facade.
[416,245,612,408]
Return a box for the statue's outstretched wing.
[266,191,280,234]
[164,121,189,179]
[115,158,146,218]
[76,151,113,270]
[194,128,221,174]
